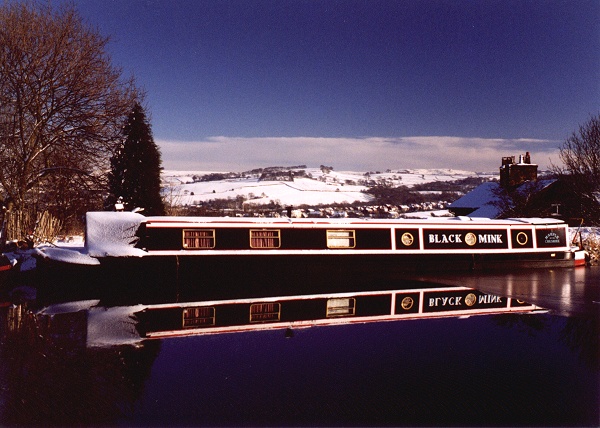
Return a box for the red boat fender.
[0,255,12,272]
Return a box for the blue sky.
[70,0,599,172]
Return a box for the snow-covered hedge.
[572,227,600,265]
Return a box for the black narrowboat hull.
[82,250,576,303]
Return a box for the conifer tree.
[108,103,165,215]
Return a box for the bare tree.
[490,180,549,219]
[558,115,600,189]
[0,2,137,237]
[553,115,600,224]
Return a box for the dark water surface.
[0,267,598,427]
[126,315,598,427]
[411,265,600,317]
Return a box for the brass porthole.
[401,232,414,246]
[516,232,528,246]
[400,296,414,310]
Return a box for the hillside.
[162,167,494,208]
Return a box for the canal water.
[0,267,598,427]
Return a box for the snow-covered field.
[162,167,492,207]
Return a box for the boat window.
[326,298,356,317]
[326,230,356,248]
[182,307,215,327]
[250,229,281,248]
[183,229,216,249]
[250,302,281,322]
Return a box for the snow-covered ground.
[162,167,493,207]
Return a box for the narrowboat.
[36,212,587,302]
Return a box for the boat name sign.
[422,229,509,250]
[427,233,503,245]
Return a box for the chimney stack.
[499,152,538,188]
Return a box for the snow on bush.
[572,227,600,265]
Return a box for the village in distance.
[161,165,501,218]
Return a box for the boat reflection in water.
[8,285,546,346]
[0,276,597,427]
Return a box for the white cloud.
[157,136,562,172]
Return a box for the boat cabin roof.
[142,215,566,227]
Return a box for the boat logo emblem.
[464,233,477,246]
[544,232,561,244]
[465,293,477,306]
[401,232,414,246]
[400,296,414,310]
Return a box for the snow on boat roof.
[84,211,567,235]
[141,215,565,226]
[86,212,146,257]
[39,246,101,265]
[506,217,565,225]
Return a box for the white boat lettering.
[428,234,462,244]
[477,234,503,244]
[428,296,463,307]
